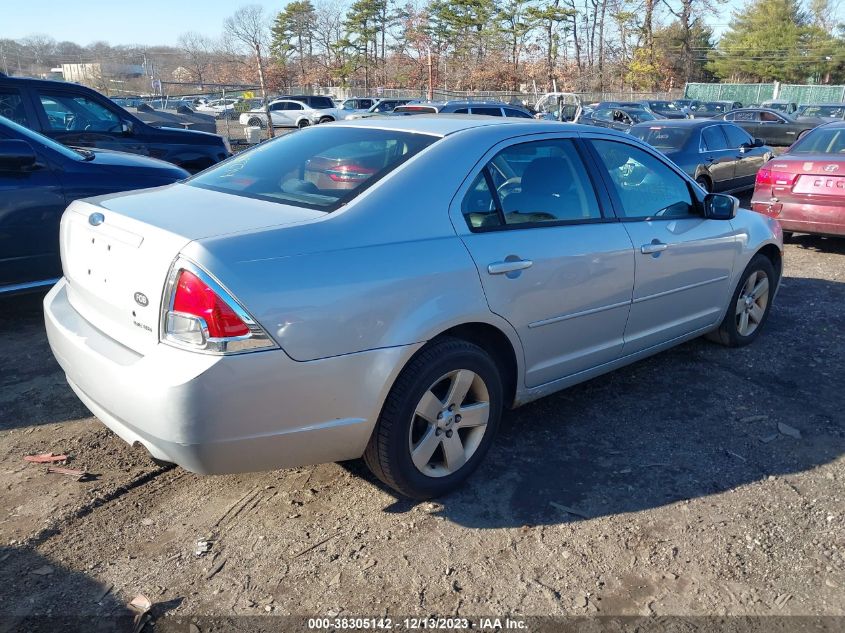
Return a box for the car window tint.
[590,140,695,220]
[189,127,438,211]
[461,170,501,229]
[37,92,120,132]
[594,109,613,121]
[470,107,503,117]
[472,139,601,227]
[723,124,752,148]
[629,126,692,151]
[504,108,532,119]
[788,127,845,153]
[310,97,335,109]
[760,111,780,122]
[701,126,728,151]
[453,108,469,114]
[733,111,758,122]
[289,103,304,111]
[0,89,28,126]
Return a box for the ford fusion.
[45,117,782,498]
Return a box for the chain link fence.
[684,82,845,105]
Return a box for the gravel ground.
[1,226,843,629]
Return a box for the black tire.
[364,337,503,499]
[782,231,794,243]
[696,176,712,193]
[247,117,264,129]
[706,253,776,347]
[297,119,310,129]
[318,116,334,124]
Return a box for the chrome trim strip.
[0,278,60,294]
[528,299,631,329]
[632,275,729,304]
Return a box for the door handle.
[488,259,533,275]
[640,242,669,255]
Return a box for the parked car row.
[40,116,784,499]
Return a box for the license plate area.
[794,175,845,196]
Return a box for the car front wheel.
[707,253,775,347]
[364,337,503,499]
[297,119,310,129]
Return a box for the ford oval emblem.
[88,212,105,226]
[134,292,149,307]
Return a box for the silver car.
[44,116,783,499]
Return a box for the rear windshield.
[788,127,845,154]
[800,105,845,119]
[187,126,439,211]
[629,126,692,150]
[309,96,335,110]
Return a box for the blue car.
[0,115,188,295]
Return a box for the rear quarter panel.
[180,125,526,364]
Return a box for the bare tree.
[225,5,275,138]
[177,32,215,89]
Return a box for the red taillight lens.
[326,164,376,182]
[172,269,249,338]
[757,167,797,188]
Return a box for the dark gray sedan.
[629,119,773,193]
[715,108,823,146]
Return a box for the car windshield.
[629,126,692,150]
[629,110,657,122]
[187,126,439,211]
[788,127,845,154]
[648,101,680,111]
[0,114,85,161]
[800,105,845,119]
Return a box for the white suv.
[239,99,340,129]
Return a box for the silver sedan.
[45,116,783,499]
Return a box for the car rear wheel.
[318,116,334,124]
[364,337,503,499]
[247,117,265,129]
[696,176,712,193]
[297,119,310,129]
[707,253,775,347]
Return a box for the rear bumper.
[751,199,845,236]
[44,279,420,474]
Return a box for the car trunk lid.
[60,184,325,354]
[764,155,845,200]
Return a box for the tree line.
[2,0,843,98]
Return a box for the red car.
[751,121,845,237]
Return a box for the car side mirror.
[703,193,738,220]
[0,139,37,171]
[121,120,134,135]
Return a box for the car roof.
[331,114,621,138]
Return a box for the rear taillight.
[161,261,275,354]
[756,167,797,188]
[325,164,376,183]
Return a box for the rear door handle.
[488,259,533,274]
[640,242,668,254]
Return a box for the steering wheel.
[496,177,522,200]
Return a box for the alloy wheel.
[735,269,769,337]
[407,369,490,477]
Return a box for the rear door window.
[504,108,533,118]
[701,126,729,151]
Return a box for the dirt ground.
[1,225,843,630]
